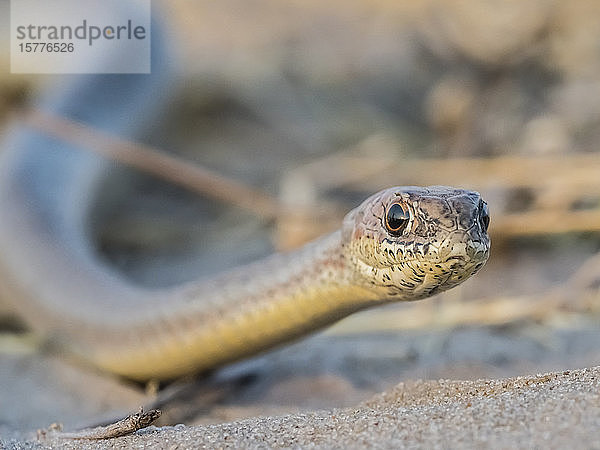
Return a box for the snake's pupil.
[386,203,410,235]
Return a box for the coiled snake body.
[0,18,490,381]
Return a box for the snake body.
[0,15,490,381]
[0,161,489,381]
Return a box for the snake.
[0,15,490,382]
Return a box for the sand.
[4,366,599,449]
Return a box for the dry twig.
[37,408,161,440]
[22,109,281,220]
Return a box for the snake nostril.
[478,200,490,232]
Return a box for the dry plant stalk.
[280,149,600,239]
[37,408,161,441]
[22,109,281,221]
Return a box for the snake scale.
[0,14,490,381]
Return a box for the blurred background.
[1,0,600,433]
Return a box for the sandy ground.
[3,366,598,449]
[2,325,600,449]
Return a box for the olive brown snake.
[0,15,490,381]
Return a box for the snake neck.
[173,230,358,316]
[87,231,374,380]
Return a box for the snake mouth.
[439,229,490,264]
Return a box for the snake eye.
[385,202,410,236]
[479,200,490,232]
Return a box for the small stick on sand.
[37,407,161,440]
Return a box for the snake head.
[342,186,490,301]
